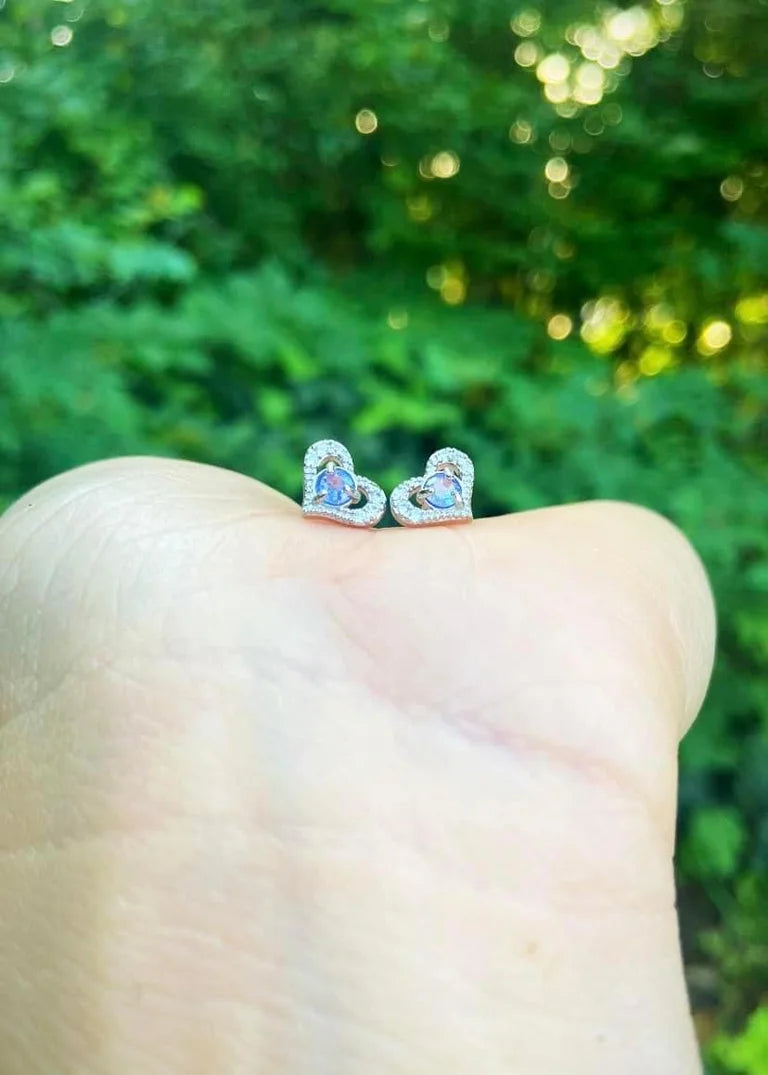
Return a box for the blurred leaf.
[682,807,748,881]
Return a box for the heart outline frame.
[302,439,386,528]
[390,447,474,527]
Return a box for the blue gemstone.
[423,471,462,509]
[314,466,357,507]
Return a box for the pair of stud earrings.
[301,439,474,528]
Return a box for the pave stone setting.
[390,447,474,527]
[302,439,386,527]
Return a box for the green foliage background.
[1,0,766,1065]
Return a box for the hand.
[0,458,715,1074]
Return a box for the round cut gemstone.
[422,471,462,510]
[315,465,357,507]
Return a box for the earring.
[390,447,474,526]
[302,439,386,527]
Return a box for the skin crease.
[0,457,715,1075]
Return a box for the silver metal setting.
[302,439,386,528]
[390,447,474,527]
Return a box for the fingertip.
[576,501,716,734]
[473,499,716,737]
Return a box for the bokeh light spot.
[544,156,569,182]
[606,7,658,55]
[698,320,732,355]
[511,10,541,37]
[549,130,571,151]
[431,150,460,178]
[51,24,73,46]
[597,43,623,69]
[418,156,434,180]
[544,82,570,104]
[663,320,688,345]
[536,53,570,84]
[510,119,535,144]
[387,310,409,330]
[515,41,540,67]
[426,265,447,290]
[441,277,466,305]
[547,313,573,339]
[608,9,641,43]
[576,61,604,89]
[735,293,768,324]
[428,20,450,42]
[355,109,378,134]
[638,346,673,376]
[581,296,630,353]
[720,175,744,202]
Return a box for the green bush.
[0,0,766,1063]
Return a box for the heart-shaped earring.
[390,447,474,527]
[302,439,386,527]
